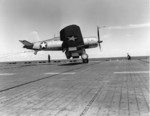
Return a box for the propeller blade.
[97,26,100,42]
[97,26,102,51]
[98,42,101,51]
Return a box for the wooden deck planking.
[0,60,149,116]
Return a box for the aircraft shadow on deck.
[58,62,83,66]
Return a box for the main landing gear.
[81,54,89,63]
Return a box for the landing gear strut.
[34,51,38,55]
[81,54,89,63]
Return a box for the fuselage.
[31,37,98,51]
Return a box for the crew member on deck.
[127,53,131,60]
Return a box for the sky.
[0,0,149,62]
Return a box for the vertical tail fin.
[29,31,40,42]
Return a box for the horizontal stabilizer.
[19,40,33,46]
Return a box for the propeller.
[97,26,103,51]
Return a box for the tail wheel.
[81,54,89,63]
[34,51,38,55]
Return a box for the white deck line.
[0,73,15,75]
[114,71,149,74]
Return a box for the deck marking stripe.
[114,71,149,74]
[45,72,60,74]
[45,72,76,75]
[0,73,15,75]
[61,72,76,74]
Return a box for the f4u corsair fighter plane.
[20,25,103,63]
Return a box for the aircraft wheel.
[81,53,89,63]
[83,59,89,63]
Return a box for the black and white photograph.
[0,0,149,115]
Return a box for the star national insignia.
[40,41,47,49]
[67,36,77,41]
